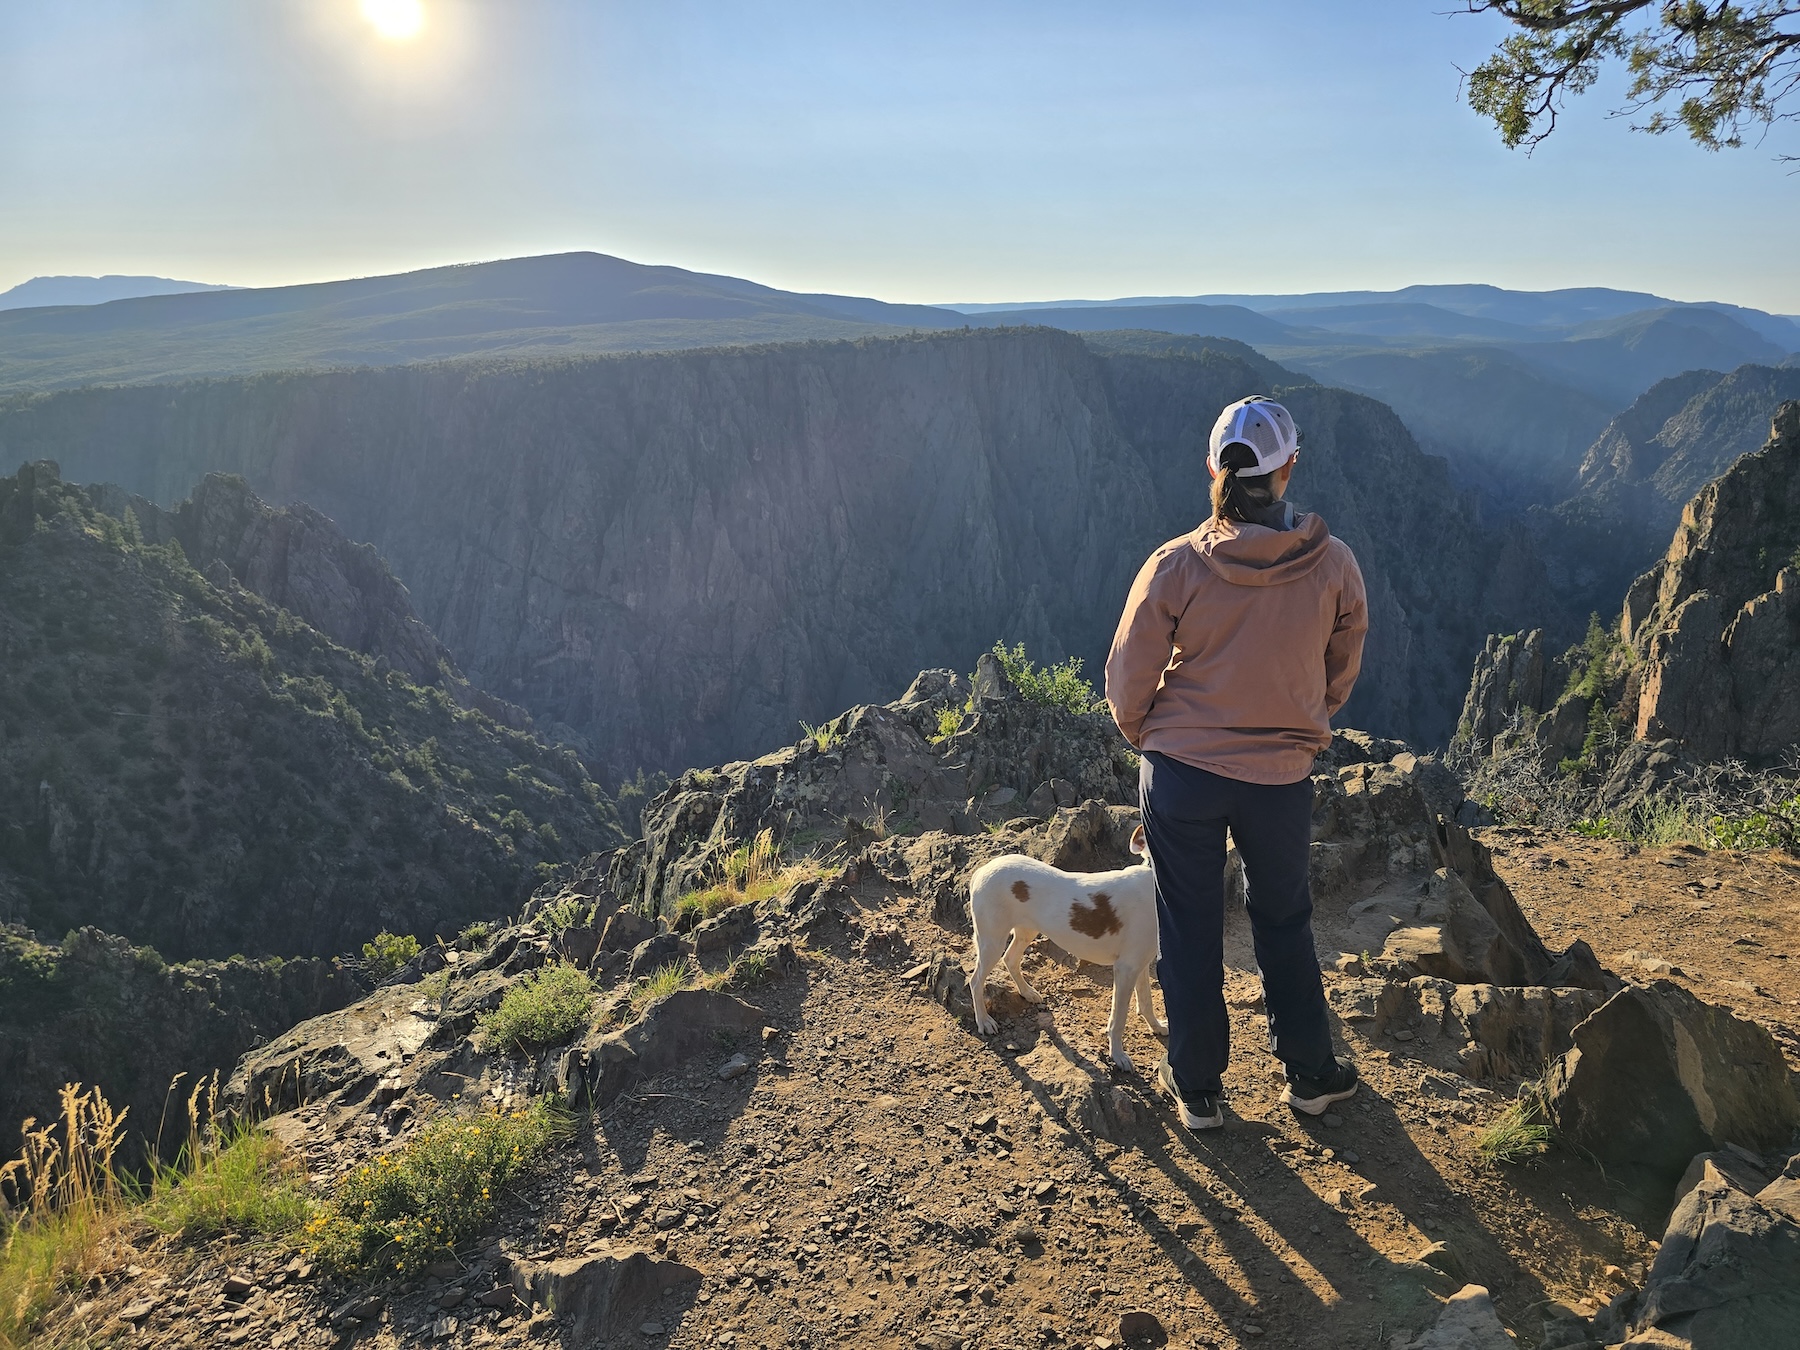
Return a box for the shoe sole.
[1281,1081,1358,1116]
[1177,1103,1224,1130]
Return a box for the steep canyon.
[0,329,1558,779]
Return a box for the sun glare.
[361,0,425,41]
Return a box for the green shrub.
[628,961,691,1018]
[361,931,421,976]
[301,1100,567,1277]
[458,920,495,950]
[930,704,967,744]
[479,964,594,1052]
[705,950,770,991]
[987,641,1100,715]
[533,893,589,935]
[1477,1080,1554,1166]
[799,719,843,752]
[673,828,815,925]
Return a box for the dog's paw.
[974,1012,999,1036]
[1109,1047,1136,1073]
[1020,985,1047,1004]
[1146,1017,1170,1037]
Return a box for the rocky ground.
[23,673,1800,1350]
[1483,828,1800,1070]
[41,816,1799,1350]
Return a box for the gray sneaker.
[1156,1058,1223,1130]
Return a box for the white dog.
[966,824,1165,1070]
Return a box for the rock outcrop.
[1587,1146,1800,1348]
[613,658,1139,918]
[0,461,624,959]
[1543,980,1800,1199]
[1575,364,1800,533]
[0,327,1563,774]
[1454,403,1800,797]
[1624,401,1800,761]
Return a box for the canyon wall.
[0,329,1555,778]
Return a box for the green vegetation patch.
[361,931,421,977]
[143,1125,313,1240]
[302,1100,568,1277]
[478,964,594,1052]
[987,641,1101,715]
[627,961,693,1019]
[1477,1079,1554,1166]
[671,827,818,927]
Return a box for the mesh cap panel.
[1207,397,1299,476]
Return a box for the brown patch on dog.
[1070,891,1121,939]
[1012,879,1032,903]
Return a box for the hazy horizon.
[5,1,1798,310]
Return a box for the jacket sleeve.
[1323,547,1368,718]
[1106,549,1181,748]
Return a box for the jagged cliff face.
[1624,402,1800,761]
[94,473,456,687]
[0,330,1554,775]
[1457,402,1800,774]
[0,463,624,959]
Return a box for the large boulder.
[556,988,766,1110]
[1545,981,1800,1198]
[1327,976,1609,1082]
[1373,823,1587,990]
[1606,1149,1800,1347]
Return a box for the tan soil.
[39,828,1800,1350]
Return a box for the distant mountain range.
[0,274,235,310]
[2,253,1796,520]
[946,283,1800,348]
[0,254,947,392]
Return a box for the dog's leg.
[1001,929,1045,1003]
[1107,959,1140,1071]
[1135,965,1168,1036]
[969,910,1005,1036]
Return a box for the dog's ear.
[1129,823,1147,855]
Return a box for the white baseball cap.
[1208,396,1299,476]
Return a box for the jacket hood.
[1190,512,1333,586]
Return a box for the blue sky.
[4,0,1798,310]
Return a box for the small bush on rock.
[361,931,420,977]
[302,1100,567,1276]
[628,961,692,1018]
[799,719,843,751]
[479,964,594,1052]
[705,950,770,991]
[987,641,1100,715]
[673,828,821,925]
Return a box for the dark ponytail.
[1210,442,1279,524]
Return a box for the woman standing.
[1105,396,1367,1129]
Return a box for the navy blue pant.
[1139,750,1334,1098]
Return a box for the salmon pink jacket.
[1104,513,1368,786]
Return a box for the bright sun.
[361,0,425,41]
